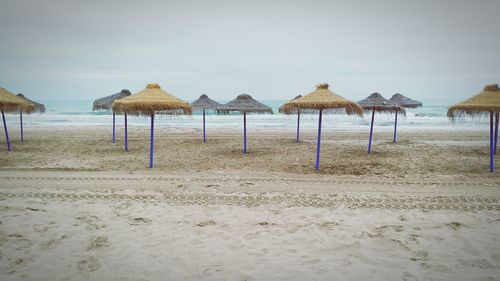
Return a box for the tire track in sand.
[1,175,498,187]
[0,191,499,211]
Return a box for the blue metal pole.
[2,110,11,151]
[368,109,375,153]
[315,109,323,171]
[112,111,116,143]
[20,111,24,143]
[393,111,398,143]
[495,112,499,155]
[296,110,300,143]
[203,109,206,143]
[490,112,494,172]
[243,112,247,154]
[124,113,128,152]
[149,114,154,168]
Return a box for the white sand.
[1,127,500,280]
[1,171,500,281]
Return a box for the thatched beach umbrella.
[282,83,363,171]
[217,94,273,154]
[280,95,303,143]
[93,89,131,144]
[191,94,222,143]
[448,84,500,172]
[16,93,45,143]
[112,83,192,168]
[358,93,405,153]
[0,87,34,151]
[387,93,422,143]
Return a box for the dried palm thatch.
[447,84,500,120]
[93,89,131,111]
[191,94,222,111]
[387,93,422,108]
[112,84,192,115]
[17,94,45,113]
[0,87,35,113]
[279,95,302,113]
[358,92,405,115]
[217,94,273,114]
[281,84,363,116]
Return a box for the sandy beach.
[0,126,499,280]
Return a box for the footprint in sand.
[3,234,31,250]
[320,221,339,230]
[75,214,106,231]
[372,225,405,236]
[410,250,429,261]
[39,234,67,250]
[401,271,418,281]
[128,217,152,225]
[446,222,464,230]
[77,256,100,275]
[0,254,25,274]
[87,236,110,251]
[195,220,216,227]
[458,258,496,269]
[25,207,44,212]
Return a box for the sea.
[1,99,492,132]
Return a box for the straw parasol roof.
[358,92,405,115]
[387,93,422,108]
[191,94,222,111]
[112,83,192,115]
[281,83,363,116]
[93,89,131,111]
[217,94,273,114]
[279,95,302,113]
[17,94,45,113]
[447,84,500,120]
[0,87,35,113]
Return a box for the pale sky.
[0,0,499,103]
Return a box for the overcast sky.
[1,0,499,103]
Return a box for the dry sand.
[1,126,500,280]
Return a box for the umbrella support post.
[315,109,323,171]
[368,109,375,153]
[20,111,23,143]
[393,111,398,143]
[124,113,128,152]
[495,112,499,155]
[149,114,154,168]
[203,109,206,143]
[296,110,300,143]
[490,112,494,172]
[243,112,247,154]
[112,111,116,144]
[2,110,11,151]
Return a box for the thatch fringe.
[17,94,45,113]
[279,95,302,113]
[1,87,35,113]
[113,102,192,116]
[362,105,406,116]
[447,84,500,120]
[282,101,363,116]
